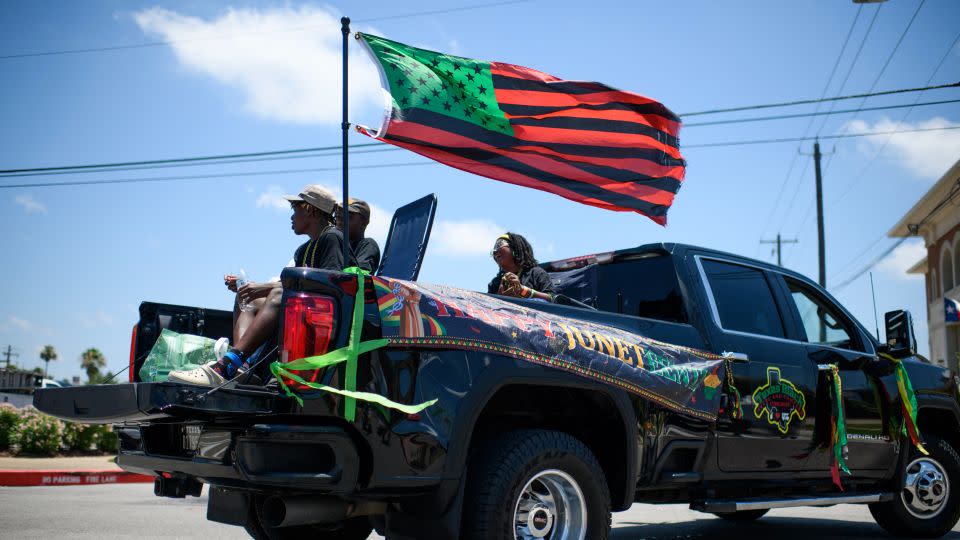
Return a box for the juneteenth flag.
[357,34,685,225]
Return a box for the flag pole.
[340,16,351,267]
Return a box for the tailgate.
[33,383,279,424]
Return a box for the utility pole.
[760,233,798,266]
[814,141,826,289]
[2,345,18,369]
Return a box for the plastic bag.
[139,329,218,382]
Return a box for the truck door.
[776,276,896,477]
[695,256,819,472]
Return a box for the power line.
[0,146,401,179]
[0,161,436,189]
[830,29,960,210]
[682,98,960,128]
[4,125,959,190]
[813,3,883,137]
[679,81,957,117]
[683,125,960,148]
[758,6,864,241]
[830,179,960,292]
[5,82,956,179]
[823,0,926,171]
[0,1,529,60]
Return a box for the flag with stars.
[946,297,959,323]
[356,34,685,225]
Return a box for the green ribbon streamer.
[830,367,850,474]
[270,267,437,419]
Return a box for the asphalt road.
[3,484,960,539]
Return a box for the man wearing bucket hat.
[336,197,381,273]
[169,184,350,386]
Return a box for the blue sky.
[1,0,958,381]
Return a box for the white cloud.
[8,316,32,331]
[366,202,390,248]
[431,219,504,256]
[878,240,926,280]
[79,310,114,329]
[255,185,292,212]
[14,194,47,214]
[842,116,960,179]
[133,6,383,124]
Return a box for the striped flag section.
[357,34,685,225]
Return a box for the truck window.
[701,259,785,338]
[594,255,687,323]
[784,278,860,351]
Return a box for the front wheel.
[869,435,960,538]
[462,429,611,540]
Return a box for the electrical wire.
[6,82,956,178]
[757,6,864,242]
[830,179,960,292]
[4,125,959,190]
[682,98,960,128]
[0,1,530,60]
[683,125,960,148]
[0,161,436,189]
[813,4,883,137]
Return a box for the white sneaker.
[167,362,227,387]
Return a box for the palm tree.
[80,348,106,383]
[39,345,57,380]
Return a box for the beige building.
[889,158,960,371]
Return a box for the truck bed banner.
[372,277,726,420]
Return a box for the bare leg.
[234,298,265,343]
[234,288,283,356]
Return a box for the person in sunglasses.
[487,232,555,302]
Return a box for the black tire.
[462,429,611,540]
[242,496,372,540]
[712,509,769,521]
[869,434,960,538]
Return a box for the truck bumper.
[116,423,360,493]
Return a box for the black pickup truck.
[35,238,960,540]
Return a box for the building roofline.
[889,158,960,238]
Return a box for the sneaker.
[167,362,227,387]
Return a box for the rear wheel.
[462,429,611,540]
[869,434,960,538]
[712,509,769,521]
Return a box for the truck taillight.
[282,295,336,384]
[129,323,138,383]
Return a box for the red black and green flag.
[356,34,685,225]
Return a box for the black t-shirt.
[293,227,347,270]
[351,237,381,274]
[487,266,556,296]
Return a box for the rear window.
[594,255,687,323]
[701,259,784,338]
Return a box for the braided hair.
[504,232,538,272]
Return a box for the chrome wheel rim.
[901,456,950,519]
[513,469,586,540]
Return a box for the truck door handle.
[722,351,750,363]
[817,364,835,372]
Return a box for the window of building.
[942,245,955,294]
[701,259,785,338]
[953,236,960,289]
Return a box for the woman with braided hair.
[487,232,556,302]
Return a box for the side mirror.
[882,310,917,359]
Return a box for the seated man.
[487,232,555,302]
[169,184,348,386]
[337,197,381,273]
